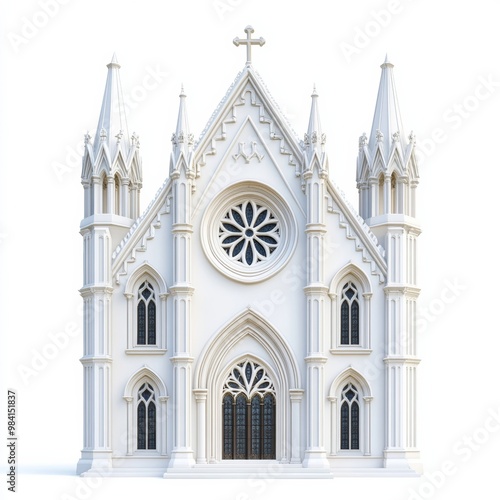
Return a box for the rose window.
[219,201,280,266]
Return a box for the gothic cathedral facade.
[77,28,421,477]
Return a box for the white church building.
[77,27,421,477]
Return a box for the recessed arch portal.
[194,309,302,464]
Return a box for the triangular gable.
[194,66,303,178]
[192,115,306,219]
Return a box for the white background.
[1,0,498,499]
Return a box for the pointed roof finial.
[381,53,394,69]
[305,84,325,156]
[172,84,193,158]
[108,52,120,68]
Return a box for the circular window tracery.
[201,182,297,283]
[219,201,280,266]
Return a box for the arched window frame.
[114,173,121,216]
[123,367,169,457]
[329,264,372,353]
[328,368,373,457]
[124,265,168,353]
[340,383,360,451]
[137,281,157,346]
[340,281,360,346]
[221,359,277,460]
[137,382,157,451]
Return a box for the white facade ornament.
[232,141,264,163]
[359,133,368,149]
[78,43,421,479]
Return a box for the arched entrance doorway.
[222,360,276,459]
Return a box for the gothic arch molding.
[123,366,168,399]
[194,308,303,464]
[329,366,372,399]
[329,261,372,295]
[124,262,168,296]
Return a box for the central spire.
[233,26,265,65]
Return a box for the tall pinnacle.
[171,85,194,161]
[368,56,406,154]
[94,53,130,156]
[305,85,326,159]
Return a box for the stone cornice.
[383,356,421,365]
[79,286,114,297]
[169,284,195,295]
[304,355,328,364]
[80,355,113,364]
[383,285,420,297]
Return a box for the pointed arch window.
[102,174,108,213]
[391,172,397,214]
[137,383,156,450]
[340,383,359,450]
[114,174,120,215]
[137,281,156,345]
[222,360,276,459]
[340,282,359,345]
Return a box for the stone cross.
[233,26,265,65]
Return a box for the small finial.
[115,130,124,142]
[381,53,394,69]
[107,52,121,69]
[312,83,318,97]
[180,83,185,97]
[359,133,368,149]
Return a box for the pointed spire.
[304,84,326,159]
[368,55,406,154]
[171,84,194,160]
[94,53,130,156]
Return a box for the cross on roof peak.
[233,25,265,65]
